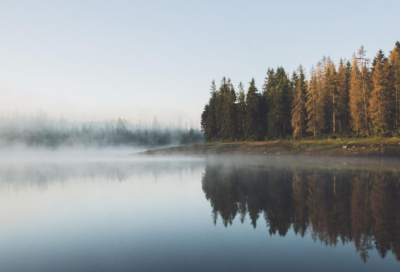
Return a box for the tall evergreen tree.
[201,104,211,140]
[306,68,324,137]
[390,42,400,130]
[318,57,333,133]
[291,65,307,139]
[370,50,390,134]
[282,69,293,137]
[201,80,218,141]
[245,78,260,140]
[264,68,276,139]
[237,82,247,140]
[336,60,351,133]
[258,88,268,139]
[358,46,371,136]
[265,67,291,138]
[324,63,337,134]
[349,58,361,134]
[215,77,231,139]
[349,57,369,135]
[224,79,237,139]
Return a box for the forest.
[201,42,400,141]
[0,115,203,148]
[202,163,400,263]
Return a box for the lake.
[0,155,399,272]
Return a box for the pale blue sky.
[0,0,399,125]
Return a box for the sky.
[0,0,399,125]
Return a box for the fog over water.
[0,155,399,272]
[0,114,203,150]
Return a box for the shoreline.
[138,138,400,157]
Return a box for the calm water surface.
[0,155,399,272]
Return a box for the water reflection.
[202,163,400,263]
[1,156,400,271]
[0,158,204,191]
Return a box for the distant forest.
[201,42,400,141]
[0,115,203,148]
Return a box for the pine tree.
[291,65,307,139]
[349,56,369,135]
[324,63,337,134]
[201,104,210,139]
[306,68,324,137]
[215,77,231,139]
[265,67,291,139]
[224,79,237,139]
[336,60,351,133]
[283,69,293,137]
[264,68,276,138]
[245,78,260,140]
[358,46,371,136]
[237,82,247,140]
[258,88,268,139]
[390,42,400,130]
[318,56,332,133]
[370,50,390,134]
[201,80,218,141]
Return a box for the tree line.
[202,163,400,263]
[0,118,203,148]
[201,42,400,141]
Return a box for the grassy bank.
[139,137,400,156]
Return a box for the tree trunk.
[333,92,335,135]
[362,77,369,136]
[396,83,398,130]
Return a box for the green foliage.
[201,42,400,142]
[336,59,351,133]
[306,69,324,136]
[236,82,247,140]
[265,68,292,138]
[370,50,390,133]
[291,66,307,139]
[201,81,218,141]
[245,78,261,140]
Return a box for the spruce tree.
[263,69,275,138]
[265,67,291,139]
[282,69,293,137]
[201,80,218,141]
[336,60,351,133]
[201,104,212,140]
[265,68,280,139]
[390,42,400,130]
[237,82,247,140]
[258,88,268,139]
[324,64,337,134]
[349,56,369,135]
[370,50,390,134]
[291,66,307,139]
[245,78,260,140]
[306,68,324,137]
[358,46,371,136]
[349,58,362,134]
[224,79,237,139]
[318,57,332,133]
[215,77,229,139]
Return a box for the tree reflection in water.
[202,163,400,263]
